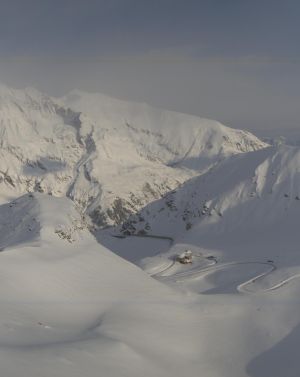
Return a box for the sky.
[0,0,300,134]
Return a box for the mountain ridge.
[0,84,267,228]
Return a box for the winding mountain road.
[115,233,300,293]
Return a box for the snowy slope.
[98,144,300,377]
[117,145,300,246]
[62,89,267,170]
[2,84,300,377]
[108,143,300,300]
[3,193,300,377]
[0,193,207,377]
[0,84,267,228]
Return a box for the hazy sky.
[0,0,300,133]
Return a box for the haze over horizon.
[0,0,299,133]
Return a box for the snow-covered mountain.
[3,84,300,377]
[118,144,300,245]
[97,143,300,377]
[0,84,267,228]
[0,193,208,377]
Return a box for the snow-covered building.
[177,250,193,264]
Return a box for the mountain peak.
[0,83,268,228]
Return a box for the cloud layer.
[0,0,299,132]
